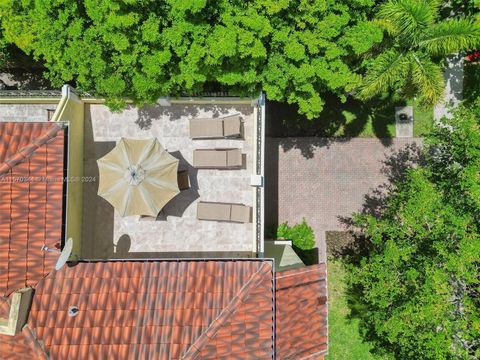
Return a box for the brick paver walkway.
[265,137,423,261]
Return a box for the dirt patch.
[326,231,356,257]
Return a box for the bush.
[346,100,480,359]
[274,218,315,251]
[0,0,380,119]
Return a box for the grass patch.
[326,260,389,360]
[267,93,399,138]
[408,99,433,137]
[267,93,434,139]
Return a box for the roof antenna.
[41,238,76,270]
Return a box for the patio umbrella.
[97,138,180,217]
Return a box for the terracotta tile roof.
[0,122,65,297]
[275,264,328,359]
[0,296,10,318]
[0,329,34,359]
[22,260,274,359]
[0,323,49,360]
[0,258,329,359]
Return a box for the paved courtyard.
[265,137,423,261]
[81,102,257,259]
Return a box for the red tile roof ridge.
[22,325,49,360]
[181,261,273,359]
[0,122,63,176]
[275,263,326,280]
[296,346,328,360]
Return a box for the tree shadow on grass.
[267,93,405,158]
[343,281,398,358]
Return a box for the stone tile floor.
[265,137,423,261]
[81,103,256,258]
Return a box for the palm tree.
[358,0,480,106]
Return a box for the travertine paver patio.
[81,102,255,258]
[265,137,423,261]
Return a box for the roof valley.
[0,122,63,176]
[181,262,273,359]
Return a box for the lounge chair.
[197,201,252,223]
[230,203,252,223]
[189,114,241,139]
[193,149,242,169]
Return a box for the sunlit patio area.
[81,100,263,259]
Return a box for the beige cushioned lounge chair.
[189,114,241,139]
[193,148,242,169]
[197,201,252,223]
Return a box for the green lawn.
[325,260,389,360]
[409,99,434,137]
[267,93,433,138]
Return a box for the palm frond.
[410,54,444,106]
[372,19,398,37]
[377,0,435,41]
[426,0,441,19]
[358,49,410,100]
[419,18,480,56]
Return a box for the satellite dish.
[55,238,74,270]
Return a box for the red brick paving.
[266,137,423,260]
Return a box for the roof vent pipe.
[68,306,79,317]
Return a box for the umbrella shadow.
[114,234,131,255]
[162,150,200,217]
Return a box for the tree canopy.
[0,0,380,117]
[347,100,480,359]
[358,0,480,107]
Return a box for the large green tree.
[0,0,380,117]
[348,100,480,359]
[358,0,480,106]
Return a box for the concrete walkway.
[434,53,464,121]
[265,137,423,261]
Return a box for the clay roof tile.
[0,122,65,297]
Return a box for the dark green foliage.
[1,0,380,118]
[358,0,480,107]
[274,218,315,251]
[0,22,14,69]
[347,100,480,359]
[464,64,480,103]
[440,0,480,18]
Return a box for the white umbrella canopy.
[97,138,180,217]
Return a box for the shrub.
[0,0,380,119]
[275,218,315,251]
[347,100,480,359]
